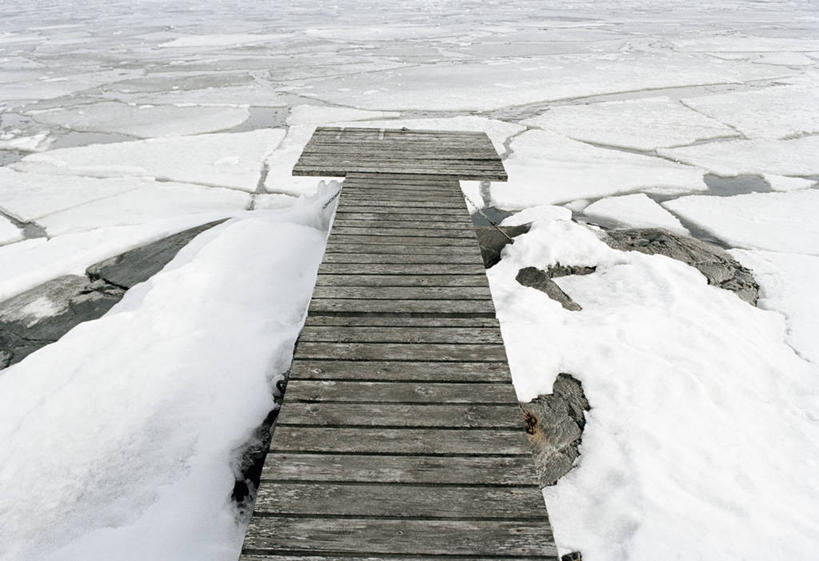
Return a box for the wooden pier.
[240,128,557,560]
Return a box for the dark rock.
[516,267,582,311]
[0,275,124,368]
[0,220,227,369]
[87,219,226,288]
[521,373,590,487]
[475,223,531,268]
[605,228,759,304]
[562,552,583,561]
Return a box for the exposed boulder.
[87,219,226,288]
[475,223,531,268]
[521,373,590,487]
[0,275,123,368]
[515,264,596,311]
[605,228,759,304]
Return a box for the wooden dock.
[240,128,557,561]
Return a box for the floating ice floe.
[158,33,291,48]
[14,129,286,191]
[523,97,736,151]
[0,215,22,245]
[286,105,399,126]
[500,205,572,227]
[659,135,819,177]
[583,193,689,235]
[732,249,819,364]
[0,217,234,301]
[663,190,819,255]
[28,101,251,138]
[0,131,52,152]
[682,86,819,139]
[0,207,329,561]
[487,216,819,560]
[38,183,249,236]
[491,130,706,209]
[763,174,816,192]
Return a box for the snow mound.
[0,196,332,561]
[488,215,819,560]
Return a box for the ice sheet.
[0,215,22,245]
[659,136,819,177]
[732,250,819,364]
[14,129,286,192]
[584,193,689,234]
[682,86,819,139]
[286,105,398,125]
[491,130,707,209]
[664,190,819,255]
[523,97,735,151]
[28,102,250,138]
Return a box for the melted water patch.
[704,173,772,196]
[470,205,513,227]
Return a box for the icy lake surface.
[1,1,818,560]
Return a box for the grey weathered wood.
[308,298,496,315]
[243,518,553,557]
[284,380,516,404]
[271,427,531,455]
[290,359,511,382]
[310,286,491,300]
[313,274,489,287]
[299,326,502,343]
[242,131,554,560]
[260,453,538,485]
[254,482,545,518]
[277,402,521,428]
[294,342,508,362]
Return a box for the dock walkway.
[240,128,557,560]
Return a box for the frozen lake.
[1,1,818,560]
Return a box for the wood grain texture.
[241,132,552,559]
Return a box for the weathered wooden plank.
[313,274,488,287]
[339,198,468,209]
[323,243,482,255]
[242,555,556,561]
[316,264,486,275]
[298,325,502,343]
[335,206,466,215]
[295,167,507,182]
[295,342,506,362]
[339,192,466,202]
[260,453,537,485]
[278,402,521,428]
[302,316,498,328]
[243,517,554,557]
[308,298,495,315]
[285,380,516,403]
[333,211,473,222]
[321,253,480,264]
[310,286,490,300]
[254,482,545,518]
[290,359,511,382]
[330,222,476,232]
[327,227,476,239]
[323,237,478,249]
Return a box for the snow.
[523,97,735,151]
[682,86,819,139]
[0,217,242,302]
[13,129,285,192]
[29,102,251,138]
[263,125,340,197]
[763,174,816,192]
[38,183,249,236]
[491,130,707,209]
[732,250,819,365]
[663,190,819,255]
[0,130,52,151]
[0,214,22,244]
[158,33,290,48]
[500,205,572,227]
[0,199,331,561]
[658,136,819,177]
[583,194,689,235]
[487,215,819,560]
[286,105,399,126]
